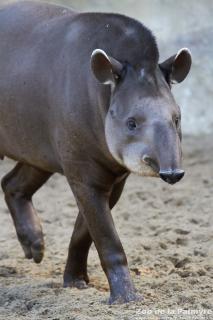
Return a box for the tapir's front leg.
[63,178,128,290]
[1,163,52,263]
[67,178,139,304]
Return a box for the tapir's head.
[91,43,191,185]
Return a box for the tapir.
[0,1,191,303]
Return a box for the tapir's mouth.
[142,155,159,174]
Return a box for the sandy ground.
[0,135,213,320]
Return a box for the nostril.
[159,172,171,183]
[159,170,185,184]
[175,170,185,181]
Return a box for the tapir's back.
[0,1,77,80]
[0,1,76,27]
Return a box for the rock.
[176,238,188,246]
[175,228,190,235]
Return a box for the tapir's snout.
[159,169,185,185]
[141,120,185,184]
[143,155,184,184]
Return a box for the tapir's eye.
[127,118,137,131]
[174,116,180,127]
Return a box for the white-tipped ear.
[91,49,123,85]
[176,47,191,58]
[173,48,192,83]
[160,48,192,84]
[91,49,110,62]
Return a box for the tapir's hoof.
[21,239,44,264]
[109,292,143,305]
[63,274,89,289]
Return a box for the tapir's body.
[0,1,113,174]
[0,1,153,175]
[0,1,191,304]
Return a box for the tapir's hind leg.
[63,177,127,289]
[1,163,52,263]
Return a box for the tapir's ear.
[91,49,123,85]
[159,48,192,84]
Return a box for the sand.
[0,135,213,320]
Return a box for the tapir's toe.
[20,238,44,263]
[22,244,33,260]
[63,274,89,289]
[109,292,143,305]
[31,239,45,263]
